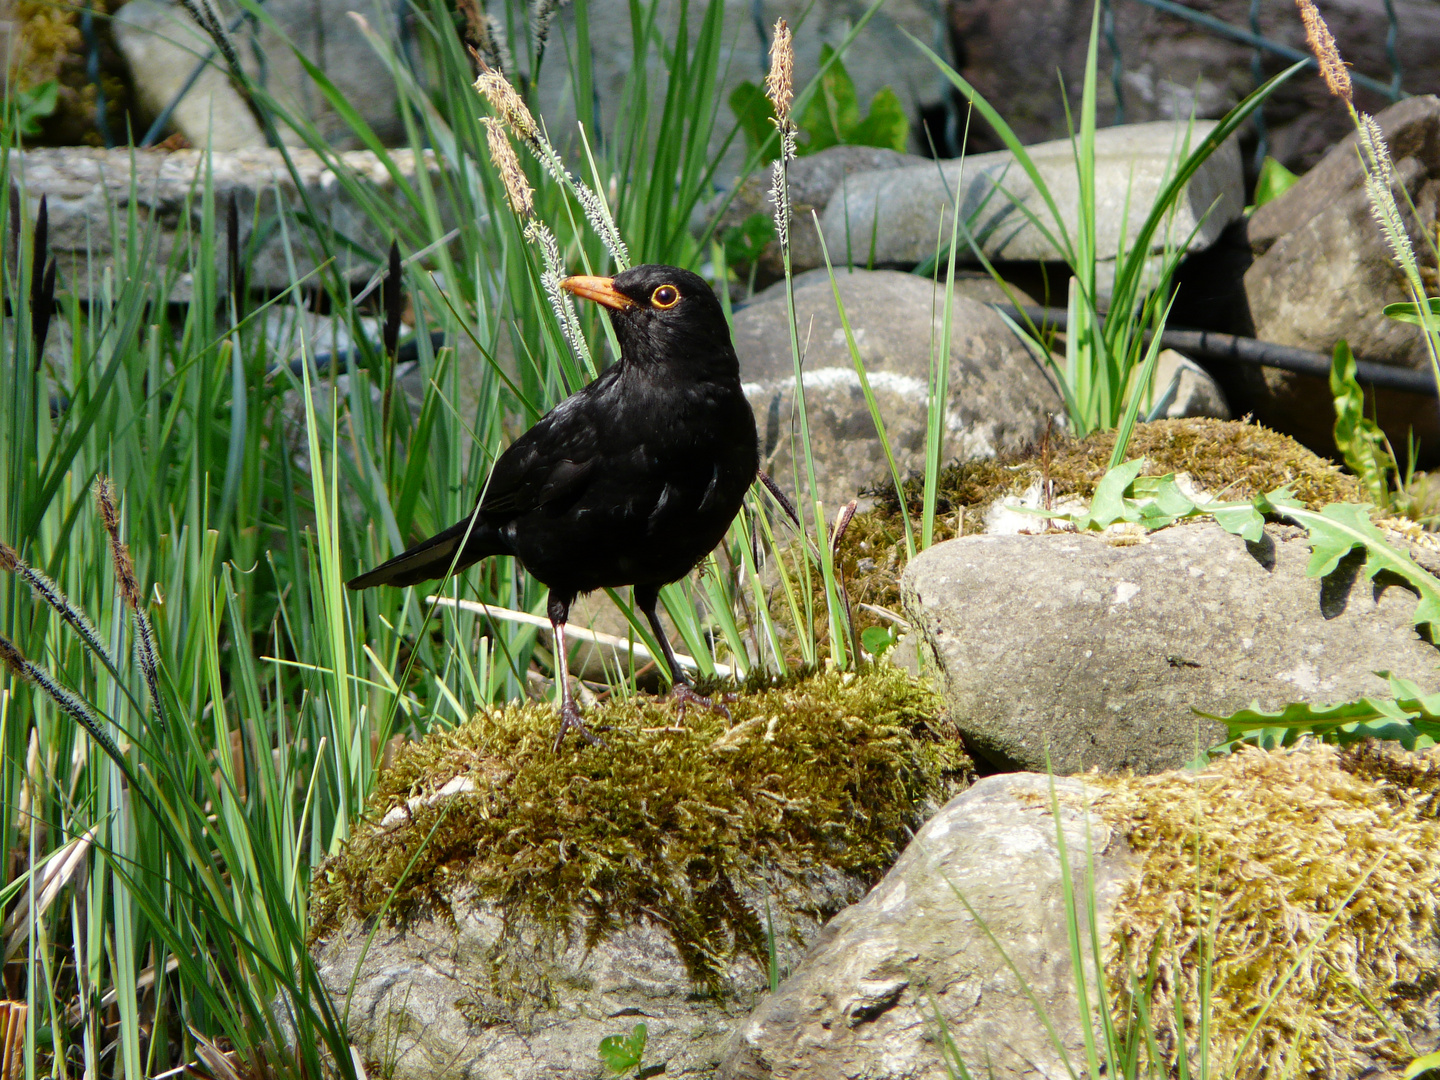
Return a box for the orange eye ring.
[651,284,681,309]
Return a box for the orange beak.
[560,275,637,311]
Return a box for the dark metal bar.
[993,304,1439,397]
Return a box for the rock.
[901,520,1440,774]
[111,0,264,151]
[1223,96,1440,464]
[532,0,952,183]
[313,869,864,1080]
[725,744,1440,1079]
[11,147,449,300]
[941,0,1440,174]
[818,120,1244,295]
[711,145,930,285]
[111,0,405,149]
[306,671,967,1080]
[1149,348,1230,420]
[733,269,1064,510]
[719,773,1136,1080]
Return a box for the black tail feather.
[347,515,504,590]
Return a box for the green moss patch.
[310,666,971,989]
[1094,742,1440,1079]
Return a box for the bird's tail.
[346,513,505,590]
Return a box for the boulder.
[719,773,1135,1080]
[111,0,263,151]
[1150,348,1230,420]
[721,744,1440,1080]
[733,269,1064,510]
[901,519,1440,774]
[816,119,1245,292]
[306,671,968,1080]
[111,0,405,149]
[531,0,952,182]
[711,145,930,286]
[941,0,1440,174]
[10,147,448,300]
[1220,96,1440,463]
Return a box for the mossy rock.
[310,666,971,985]
[1097,741,1440,1079]
[836,417,1362,644]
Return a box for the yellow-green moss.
[1092,743,1440,1079]
[310,666,971,989]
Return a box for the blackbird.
[347,264,759,748]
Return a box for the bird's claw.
[553,700,605,753]
[669,683,732,723]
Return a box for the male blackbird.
[347,264,759,748]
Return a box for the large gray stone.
[941,0,1440,174]
[901,520,1440,775]
[111,0,405,149]
[817,120,1244,283]
[733,269,1064,510]
[312,867,866,1080]
[719,773,1134,1080]
[1227,95,1440,463]
[532,0,952,183]
[11,147,448,300]
[111,0,264,151]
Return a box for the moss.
[11,0,133,146]
[1092,743,1440,1079]
[831,418,1363,646]
[310,666,971,990]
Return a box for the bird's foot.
[552,699,605,753]
[668,682,733,724]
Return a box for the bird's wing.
[478,391,607,520]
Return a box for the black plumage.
[347,264,759,747]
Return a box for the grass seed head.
[474,69,538,142]
[1295,0,1353,102]
[483,118,534,217]
[765,18,794,124]
[0,543,16,574]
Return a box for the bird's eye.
[651,284,681,309]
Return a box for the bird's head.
[561,264,736,376]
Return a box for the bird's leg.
[635,585,731,723]
[549,593,602,752]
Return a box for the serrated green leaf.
[1274,505,1440,638]
[1256,486,1302,513]
[1384,297,1440,326]
[1210,502,1265,542]
[800,45,861,155]
[1330,340,1393,507]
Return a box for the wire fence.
[1101,0,1409,166]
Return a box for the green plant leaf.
[799,45,862,154]
[1079,458,1147,529]
[861,624,898,656]
[1210,502,1265,543]
[847,86,910,153]
[1384,296,1440,326]
[1201,688,1440,754]
[1252,156,1300,208]
[599,1023,648,1075]
[722,211,775,267]
[16,78,59,137]
[1404,1050,1440,1080]
[1277,502,1440,636]
[729,81,779,163]
[1330,340,1393,507]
